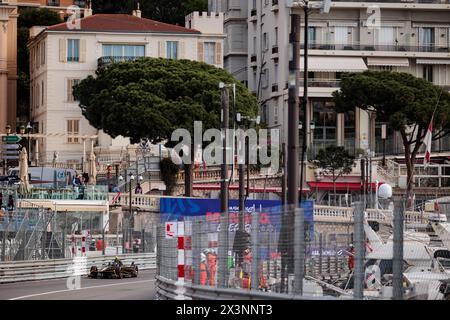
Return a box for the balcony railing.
[302,42,450,53]
[299,79,342,87]
[250,9,257,16]
[272,45,279,54]
[97,56,141,68]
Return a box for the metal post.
[250,211,259,291]
[238,124,245,266]
[129,178,132,253]
[102,226,105,256]
[319,233,323,276]
[294,208,305,295]
[360,158,365,205]
[141,228,145,253]
[42,230,46,260]
[192,219,201,285]
[392,197,404,300]
[2,225,6,261]
[218,84,229,288]
[353,201,364,300]
[281,142,287,207]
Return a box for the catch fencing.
[156,199,450,300]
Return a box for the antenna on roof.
[137,2,140,10]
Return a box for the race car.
[89,259,138,279]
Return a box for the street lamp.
[381,123,387,167]
[26,122,32,165]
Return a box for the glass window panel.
[204,42,216,64]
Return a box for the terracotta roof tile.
[46,14,200,34]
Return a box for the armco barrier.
[154,275,338,300]
[0,253,156,284]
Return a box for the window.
[67,120,80,144]
[41,80,44,106]
[102,44,145,57]
[378,27,395,45]
[274,27,278,45]
[253,37,257,54]
[420,27,435,51]
[263,32,268,51]
[36,83,40,108]
[67,79,81,102]
[312,101,337,154]
[67,39,80,62]
[41,41,45,66]
[423,65,433,82]
[308,27,316,44]
[262,68,269,88]
[203,42,216,64]
[166,41,178,59]
[334,27,348,45]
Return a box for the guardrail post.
[250,211,259,291]
[353,201,364,300]
[294,207,305,295]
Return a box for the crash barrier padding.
[154,275,338,300]
[0,253,156,284]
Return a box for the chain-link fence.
[156,199,450,300]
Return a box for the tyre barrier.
[0,253,156,284]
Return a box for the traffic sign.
[1,150,20,155]
[1,155,20,160]
[2,135,22,143]
[1,144,20,149]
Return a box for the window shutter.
[179,41,185,59]
[67,79,73,102]
[80,39,86,62]
[60,39,67,62]
[197,42,204,62]
[215,42,222,65]
[159,41,166,58]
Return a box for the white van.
[8,167,77,188]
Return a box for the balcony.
[271,0,279,12]
[326,0,450,3]
[249,9,257,22]
[97,56,141,68]
[299,79,342,88]
[302,42,450,53]
[250,54,257,68]
[271,45,279,62]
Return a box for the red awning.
[308,181,384,191]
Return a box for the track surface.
[0,269,157,300]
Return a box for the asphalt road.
[0,269,157,300]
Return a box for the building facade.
[215,0,450,157]
[28,11,225,164]
[0,0,18,133]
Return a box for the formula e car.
[89,260,138,279]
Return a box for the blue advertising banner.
[159,197,314,238]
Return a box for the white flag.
[423,117,433,167]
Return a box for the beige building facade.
[28,11,225,164]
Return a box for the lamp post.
[26,122,32,165]
[381,123,387,167]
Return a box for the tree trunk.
[184,143,194,197]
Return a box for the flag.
[423,117,433,167]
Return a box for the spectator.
[7,195,14,211]
[82,172,90,184]
[347,244,355,271]
[112,185,120,193]
[134,183,143,194]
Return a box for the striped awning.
[416,59,450,65]
[300,56,368,72]
[367,57,410,67]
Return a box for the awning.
[416,59,450,65]
[308,181,384,191]
[300,56,368,72]
[367,57,409,67]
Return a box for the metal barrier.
[0,253,156,284]
[154,275,337,300]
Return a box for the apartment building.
[215,0,450,156]
[27,10,225,164]
[0,0,18,132]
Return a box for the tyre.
[90,266,98,279]
[132,266,139,278]
[115,265,122,279]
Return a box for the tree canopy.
[91,0,208,25]
[333,71,450,194]
[312,145,355,181]
[73,57,259,144]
